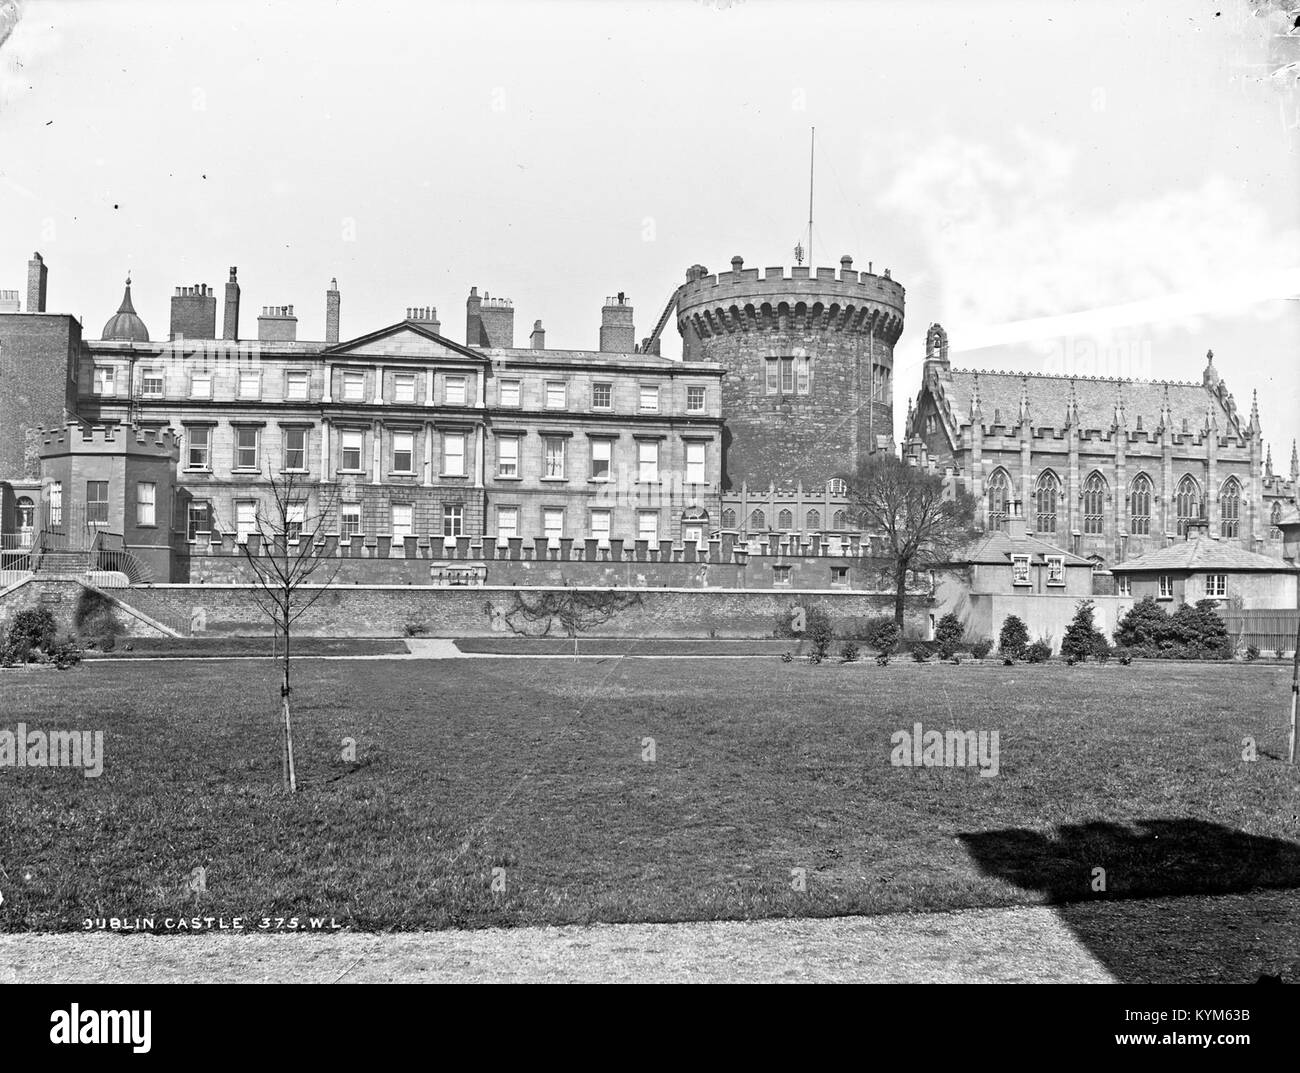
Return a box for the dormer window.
[1011,555,1031,585]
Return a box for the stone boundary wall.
[0,578,931,641]
[175,536,933,595]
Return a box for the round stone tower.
[676,254,904,491]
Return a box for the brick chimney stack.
[326,278,341,344]
[466,286,483,346]
[478,292,514,348]
[170,282,217,341]
[27,252,47,313]
[530,319,545,350]
[257,305,298,342]
[600,292,635,352]
[223,267,240,340]
[1006,500,1028,539]
[406,306,441,334]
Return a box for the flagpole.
[807,127,815,266]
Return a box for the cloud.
[875,129,1300,344]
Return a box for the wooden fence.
[1222,610,1299,655]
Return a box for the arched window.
[777,509,793,530]
[1271,500,1283,538]
[986,469,1011,532]
[806,509,821,530]
[832,509,847,530]
[1219,477,1241,539]
[721,508,736,529]
[15,496,34,547]
[1083,472,1105,535]
[1175,475,1203,536]
[1034,471,1061,534]
[749,509,766,531]
[1130,474,1152,536]
[826,478,847,497]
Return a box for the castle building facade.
[1,250,1294,585]
[0,256,726,578]
[904,323,1298,569]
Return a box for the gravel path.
[0,905,1116,983]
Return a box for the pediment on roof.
[324,322,486,362]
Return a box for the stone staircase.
[35,550,93,575]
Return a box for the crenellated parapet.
[676,255,905,349]
[39,421,181,459]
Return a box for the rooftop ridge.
[949,367,1204,389]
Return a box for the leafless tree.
[844,455,977,630]
[218,469,340,792]
[496,587,643,659]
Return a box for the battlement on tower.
[676,255,905,342]
[39,421,181,458]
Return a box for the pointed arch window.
[1219,477,1241,539]
[1175,475,1204,537]
[1270,500,1283,539]
[1082,472,1106,535]
[721,508,736,529]
[806,509,821,530]
[1034,471,1061,534]
[832,509,848,530]
[1130,474,1153,536]
[749,509,766,531]
[777,509,793,530]
[986,469,1011,532]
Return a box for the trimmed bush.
[839,640,861,663]
[1112,597,1232,660]
[970,639,993,660]
[806,605,835,662]
[2,608,58,664]
[862,616,899,653]
[51,639,82,670]
[998,615,1029,660]
[868,620,901,656]
[1061,599,1109,663]
[935,612,964,660]
[1025,639,1053,664]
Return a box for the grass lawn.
[1,657,1297,953]
[453,637,798,656]
[80,637,408,659]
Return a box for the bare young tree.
[219,469,340,792]
[844,455,977,630]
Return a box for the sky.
[1,0,1298,455]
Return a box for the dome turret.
[101,277,150,342]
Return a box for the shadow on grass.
[958,819,1300,982]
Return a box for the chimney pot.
[27,250,48,312]
[223,267,240,340]
[326,280,341,343]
